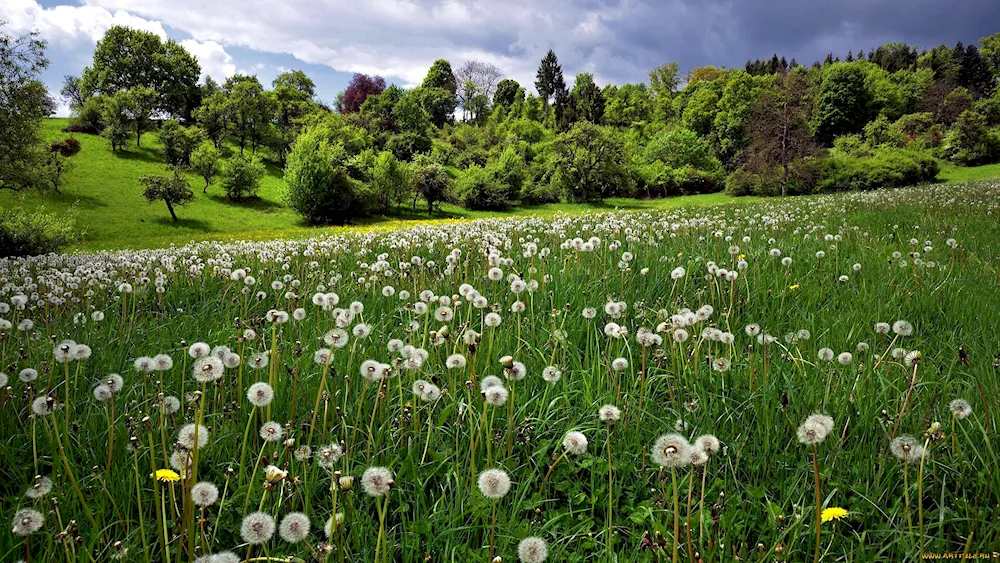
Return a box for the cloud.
[180,39,236,82]
[2,0,166,45]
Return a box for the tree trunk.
[428,200,433,216]
[166,200,178,222]
[203,179,210,194]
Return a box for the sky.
[3,0,999,116]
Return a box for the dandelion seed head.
[193,357,224,383]
[279,512,311,543]
[890,435,925,463]
[247,382,275,407]
[477,468,511,499]
[694,434,721,455]
[892,320,914,337]
[652,434,691,468]
[19,368,38,383]
[599,404,621,423]
[361,466,394,497]
[518,536,548,563]
[178,423,210,450]
[949,399,972,420]
[25,476,53,499]
[240,512,275,544]
[259,421,284,442]
[11,509,44,535]
[317,443,344,469]
[562,431,588,455]
[31,396,55,416]
[188,342,211,358]
[191,482,219,507]
[797,414,834,445]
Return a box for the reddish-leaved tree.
[339,73,386,114]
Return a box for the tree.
[80,26,201,117]
[190,141,221,193]
[224,75,273,155]
[415,86,457,128]
[680,81,723,137]
[869,42,918,73]
[339,73,386,114]
[980,33,1000,79]
[101,90,133,152]
[686,66,727,87]
[743,70,818,196]
[159,120,202,166]
[392,90,431,134]
[940,110,1000,165]
[812,63,873,145]
[456,60,503,122]
[603,83,653,127]
[221,155,266,201]
[494,78,523,108]
[956,44,994,98]
[422,59,458,95]
[412,162,452,215]
[535,50,566,122]
[284,127,368,224]
[60,74,86,109]
[140,168,195,222]
[129,86,158,148]
[550,122,630,203]
[272,70,318,164]
[194,91,229,148]
[0,23,54,191]
[371,151,413,214]
[649,62,681,97]
[714,71,774,168]
[566,72,604,126]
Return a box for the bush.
[50,137,82,157]
[221,155,266,201]
[456,165,512,210]
[412,163,453,215]
[818,149,938,192]
[634,128,723,197]
[285,129,371,224]
[67,95,106,134]
[0,205,80,258]
[937,110,1000,166]
[159,121,203,166]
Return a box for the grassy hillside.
[4,118,998,252]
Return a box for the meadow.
[2,180,1000,562]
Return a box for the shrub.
[285,129,370,224]
[634,128,723,197]
[67,95,106,134]
[50,137,82,157]
[937,110,1000,166]
[0,205,80,257]
[486,146,526,198]
[159,121,203,166]
[412,163,453,215]
[190,142,221,193]
[818,149,938,192]
[456,165,512,210]
[221,155,266,201]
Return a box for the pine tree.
[535,50,566,122]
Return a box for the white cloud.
[180,39,236,82]
[1,0,166,46]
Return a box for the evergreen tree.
[534,49,566,122]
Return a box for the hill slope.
[2,119,997,252]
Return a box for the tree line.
[3,22,1000,225]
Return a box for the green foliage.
[493,79,523,109]
[69,95,106,134]
[422,59,458,95]
[636,128,724,196]
[486,145,527,197]
[190,141,221,192]
[863,114,905,148]
[938,110,1000,166]
[158,120,203,166]
[284,127,369,224]
[411,162,453,214]
[603,83,653,128]
[80,25,200,117]
[713,71,774,166]
[50,137,82,158]
[813,62,874,144]
[456,164,512,210]
[819,148,939,191]
[0,25,54,192]
[139,168,195,221]
[371,150,413,214]
[100,91,132,152]
[535,49,566,121]
[680,81,723,137]
[0,203,79,257]
[550,122,631,202]
[221,154,265,201]
[194,92,229,148]
[393,90,432,134]
[224,74,275,155]
[414,86,456,128]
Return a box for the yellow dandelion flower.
[738,254,745,260]
[821,507,848,523]
[789,284,800,290]
[677,251,683,257]
[151,469,180,482]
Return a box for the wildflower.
[193,357,225,383]
[279,512,311,543]
[31,396,55,416]
[19,368,38,383]
[789,284,800,290]
[797,414,834,445]
[362,466,394,496]
[903,350,921,366]
[611,357,629,371]
[477,468,511,499]
[93,384,112,401]
[264,465,287,484]
[134,356,154,372]
[360,359,386,382]
[25,476,53,499]
[188,342,211,358]
[651,434,691,468]
[542,366,561,383]
[744,324,761,337]
[818,348,835,362]
[11,509,44,535]
[518,536,549,563]
[317,443,344,469]
[694,434,721,455]
[892,320,914,336]
[259,421,284,442]
[249,353,268,370]
[949,399,972,420]
[821,507,848,523]
[711,357,730,372]
[152,469,180,482]
[856,342,869,353]
[241,512,276,544]
[837,352,853,365]
[294,445,312,461]
[313,349,332,365]
[191,482,219,506]
[153,354,173,371]
[480,375,503,392]
[178,424,210,450]
[161,396,181,414]
[53,340,76,362]
[0,372,6,387]
[890,435,925,463]
[599,405,621,423]
[484,386,508,406]
[247,382,275,407]
[324,329,349,348]
[562,431,588,455]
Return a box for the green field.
[2,181,999,562]
[1,119,756,252]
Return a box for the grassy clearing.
[1,120,750,252]
[1,181,999,562]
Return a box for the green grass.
[6,119,1000,254]
[1,181,999,562]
